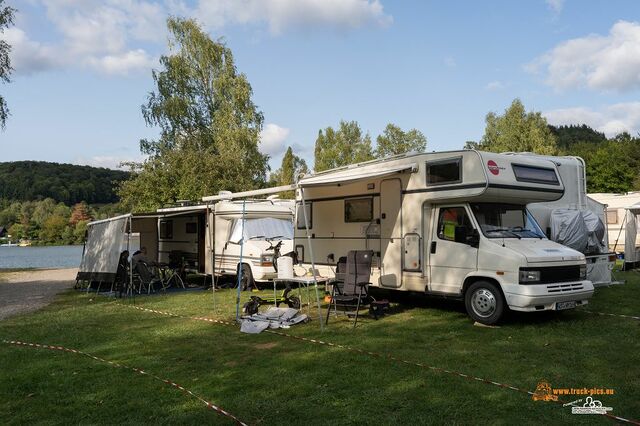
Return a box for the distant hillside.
[0,161,130,204]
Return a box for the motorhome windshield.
[470,203,545,239]
[229,218,293,243]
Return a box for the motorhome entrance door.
[380,179,402,288]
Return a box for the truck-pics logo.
[487,160,501,175]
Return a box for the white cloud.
[260,123,290,156]
[546,0,564,15]
[530,20,640,92]
[87,49,156,75]
[485,80,505,91]
[3,28,61,74]
[544,102,640,137]
[194,0,392,34]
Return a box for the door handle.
[430,241,437,254]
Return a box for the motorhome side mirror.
[454,226,467,244]
[467,229,480,248]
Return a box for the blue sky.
[2,0,640,170]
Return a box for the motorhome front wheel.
[464,281,505,325]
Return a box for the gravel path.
[0,268,78,320]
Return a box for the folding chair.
[326,250,374,328]
[133,261,163,294]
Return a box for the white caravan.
[589,192,640,253]
[157,199,294,287]
[293,150,594,324]
[78,199,294,289]
[507,154,615,287]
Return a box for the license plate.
[556,301,577,310]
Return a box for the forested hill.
[0,161,129,204]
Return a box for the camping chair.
[326,250,374,328]
[133,261,163,295]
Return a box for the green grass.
[0,274,639,425]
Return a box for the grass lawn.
[0,271,638,425]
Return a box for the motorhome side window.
[512,164,559,185]
[426,157,462,185]
[606,209,618,225]
[437,207,472,241]
[296,203,312,229]
[345,198,373,222]
[159,220,173,239]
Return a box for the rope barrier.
[116,303,640,425]
[581,309,640,321]
[2,339,248,426]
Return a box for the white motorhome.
[293,150,594,324]
[507,154,616,286]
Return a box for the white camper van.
[508,154,616,286]
[294,150,594,324]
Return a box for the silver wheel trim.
[470,288,497,318]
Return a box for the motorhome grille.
[546,282,584,293]
[537,265,581,284]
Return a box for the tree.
[474,99,558,155]
[39,215,68,244]
[118,17,269,211]
[375,123,427,157]
[0,0,14,129]
[269,147,308,198]
[69,202,92,225]
[314,120,373,172]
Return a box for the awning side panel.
[78,215,129,281]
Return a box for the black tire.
[236,264,255,291]
[287,296,301,310]
[464,281,505,325]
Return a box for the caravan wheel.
[464,281,505,325]
[235,264,255,291]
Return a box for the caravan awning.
[298,162,418,187]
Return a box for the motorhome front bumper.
[502,280,594,312]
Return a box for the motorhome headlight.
[580,264,587,280]
[260,254,273,267]
[519,268,541,284]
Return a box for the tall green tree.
[314,120,373,172]
[375,123,427,157]
[0,0,15,129]
[474,99,558,155]
[119,17,269,211]
[269,146,308,198]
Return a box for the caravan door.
[380,179,402,288]
[428,205,478,294]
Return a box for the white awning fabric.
[298,162,418,187]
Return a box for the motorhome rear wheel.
[464,281,505,325]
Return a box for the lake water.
[0,245,84,269]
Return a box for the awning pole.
[300,187,324,331]
[128,216,133,302]
[208,205,216,312]
[235,200,247,322]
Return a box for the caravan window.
[345,198,373,222]
[426,157,462,185]
[296,203,312,229]
[159,220,173,239]
[512,164,559,185]
[606,209,618,224]
[229,218,294,243]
